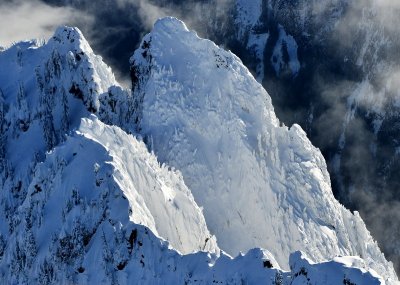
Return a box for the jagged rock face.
[130,17,397,283]
[0,18,396,284]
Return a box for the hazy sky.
[0,0,93,47]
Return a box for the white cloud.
[114,0,233,35]
[135,0,170,29]
[0,0,93,47]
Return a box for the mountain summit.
[0,17,397,284]
[130,17,397,281]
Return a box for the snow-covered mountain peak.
[131,16,279,132]
[0,21,218,257]
[130,17,398,282]
[0,17,397,284]
[49,26,118,97]
[0,25,123,189]
[0,26,117,114]
[50,26,89,50]
[0,23,224,283]
[152,17,189,35]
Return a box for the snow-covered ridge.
[131,17,397,283]
[77,116,218,254]
[0,17,396,284]
[0,116,386,284]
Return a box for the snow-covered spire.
[130,17,397,283]
[50,26,90,50]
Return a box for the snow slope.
[130,17,397,283]
[0,116,385,285]
[77,116,217,254]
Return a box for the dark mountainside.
[38,0,400,273]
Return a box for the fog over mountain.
[1,0,400,278]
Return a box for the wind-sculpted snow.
[77,116,218,255]
[131,17,398,283]
[0,116,384,284]
[0,19,395,284]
